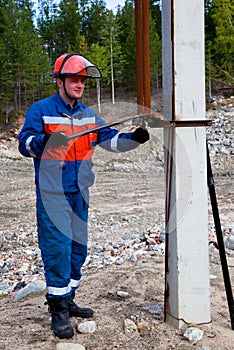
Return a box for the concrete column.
[162,0,211,327]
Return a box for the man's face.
[57,76,85,103]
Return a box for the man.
[18,53,149,338]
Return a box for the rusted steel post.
[142,0,151,110]
[135,0,151,113]
[135,0,144,113]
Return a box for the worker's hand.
[44,132,68,148]
[132,127,150,144]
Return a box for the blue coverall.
[18,91,138,298]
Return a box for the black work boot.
[46,295,74,338]
[67,291,94,318]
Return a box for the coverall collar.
[55,91,81,115]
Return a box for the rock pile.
[206,97,234,174]
[0,219,234,299]
[0,219,166,298]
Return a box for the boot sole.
[53,328,74,339]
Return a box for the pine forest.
[0,0,233,123]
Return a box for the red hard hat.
[53,53,102,79]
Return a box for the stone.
[116,290,129,298]
[130,253,138,262]
[137,320,150,332]
[0,285,13,296]
[56,344,86,350]
[124,319,138,335]
[183,327,203,342]
[149,242,165,254]
[77,321,97,334]
[13,281,26,291]
[13,279,46,301]
[225,235,234,250]
[142,303,164,315]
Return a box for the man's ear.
[56,77,63,88]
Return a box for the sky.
[105,0,125,13]
[35,1,126,14]
[34,0,126,22]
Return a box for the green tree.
[149,13,162,92]
[79,0,91,38]
[79,35,88,56]
[0,0,51,115]
[88,43,109,79]
[205,0,215,42]
[99,11,123,90]
[116,0,136,90]
[149,0,161,37]
[85,0,109,45]
[37,0,60,63]
[211,0,234,73]
[55,0,82,53]
[206,0,234,93]
[83,42,109,107]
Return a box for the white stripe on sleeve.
[110,132,123,152]
[25,135,37,157]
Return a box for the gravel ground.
[0,100,233,349]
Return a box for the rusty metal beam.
[135,0,144,112]
[135,0,151,113]
[142,0,151,110]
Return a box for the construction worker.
[18,53,149,339]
